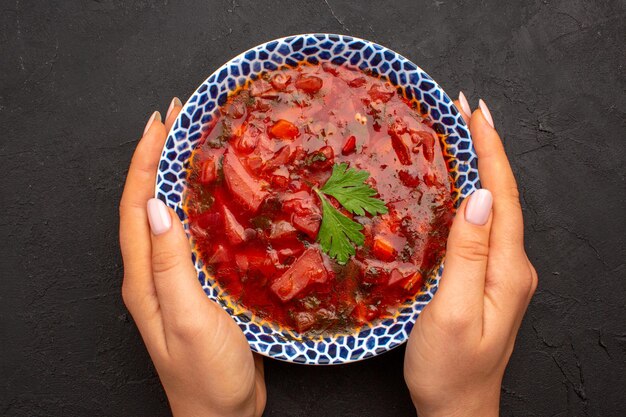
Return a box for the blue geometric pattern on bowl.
[155,34,478,365]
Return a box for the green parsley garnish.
[314,163,388,264]
[321,163,389,216]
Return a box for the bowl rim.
[155,33,477,365]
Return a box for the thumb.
[146,198,211,337]
[430,189,494,321]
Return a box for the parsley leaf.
[320,163,389,216]
[314,163,388,263]
[315,190,364,264]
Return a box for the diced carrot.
[269,119,299,140]
[372,236,397,262]
[222,151,268,212]
[295,75,323,94]
[270,248,328,302]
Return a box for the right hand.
[403,94,538,417]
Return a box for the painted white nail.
[465,189,493,225]
[143,111,161,136]
[458,91,471,116]
[478,99,494,129]
[147,198,172,235]
[166,97,182,120]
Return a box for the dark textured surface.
[1,1,625,416]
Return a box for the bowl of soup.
[155,34,478,364]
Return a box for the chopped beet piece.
[348,77,366,88]
[263,145,291,171]
[199,158,216,185]
[269,220,298,241]
[368,83,395,103]
[270,73,291,90]
[398,170,420,187]
[222,151,268,212]
[208,244,231,264]
[270,248,328,302]
[250,79,272,96]
[419,131,436,162]
[281,191,322,238]
[390,130,412,166]
[223,205,246,245]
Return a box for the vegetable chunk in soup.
[184,62,454,334]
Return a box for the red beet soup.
[184,62,454,334]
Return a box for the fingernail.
[143,111,161,136]
[166,97,182,120]
[465,189,493,226]
[147,198,172,235]
[478,99,494,129]
[458,91,471,116]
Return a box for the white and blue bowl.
[155,34,478,365]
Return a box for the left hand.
[119,98,266,417]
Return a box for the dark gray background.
[1,1,625,416]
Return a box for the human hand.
[119,98,266,417]
[403,95,538,417]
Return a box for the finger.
[483,258,538,347]
[526,258,538,305]
[164,97,183,133]
[430,189,493,330]
[146,198,212,338]
[120,111,168,349]
[470,99,525,255]
[120,112,166,292]
[253,354,267,414]
[454,91,472,124]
